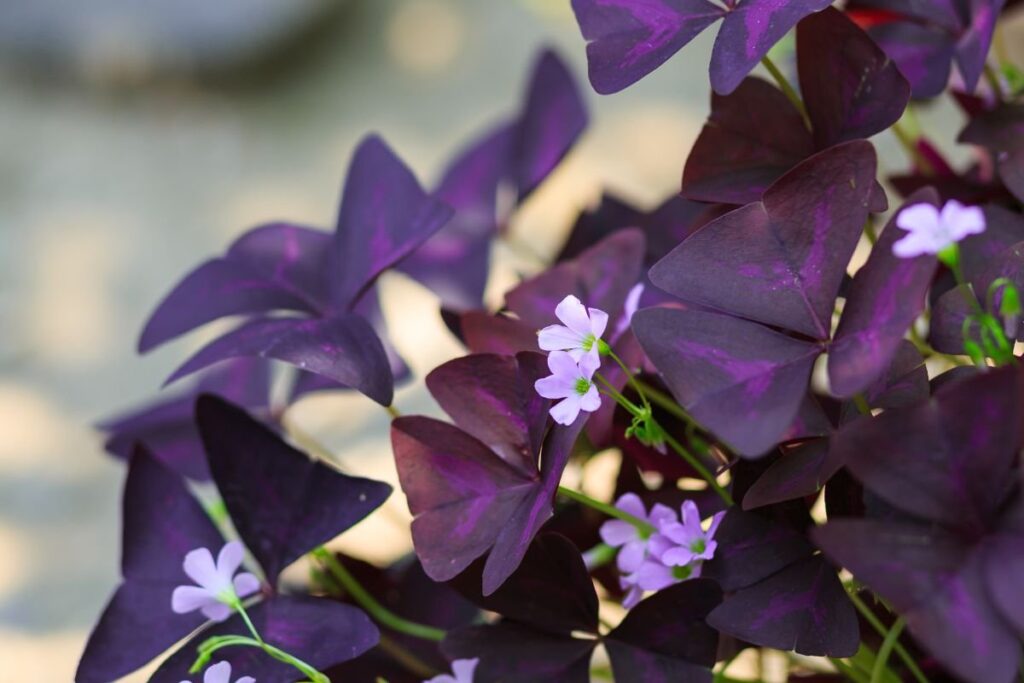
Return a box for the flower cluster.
[599,494,722,608]
[534,295,608,425]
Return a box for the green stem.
[634,378,691,423]
[233,601,264,645]
[595,372,642,415]
[557,486,656,535]
[984,62,1006,101]
[385,404,401,419]
[193,636,329,683]
[582,542,617,570]
[863,218,878,246]
[871,616,907,683]
[377,634,440,679]
[830,657,870,683]
[891,121,934,175]
[662,430,734,506]
[847,592,930,683]
[760,55,810,130]
[606,349,651,411]
[313,547,446,642]
[261,642,331,683]
[852,393,872,416]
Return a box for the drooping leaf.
[443,622,596,683]
[960,103,1024,203]
[702,508,815,591]
[195,395,393,584]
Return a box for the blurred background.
[1,1,1020,680]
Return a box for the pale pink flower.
[171,541,260,622]
[425,658,479,683]
[892,200,986,258]
[534,350,601,425]
[538,295,609,363]
[179,661,254,683]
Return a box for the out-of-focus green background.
[1,1,1020,680]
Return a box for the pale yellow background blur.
[1,1,1018,681]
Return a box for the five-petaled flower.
[599,495,722,608]
[425,658,479,683]
[534,350,601,425]
[892,199,986,258]
[180,661,255,683]
[538,295,609,363]
[171,541,261,622]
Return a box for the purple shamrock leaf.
[77,448,227,683]
[959,102,1024,203]
[99,358,271,481]
[571,0,830,96]
[392,353,585,594]
[194,394,393,585]
[443,621,596,683]
[140,135,451,405]
[149,596,379,683]
[850,0,1006,97]
[683,9,906,205]
[828,189,940,397]
[398,48,587,310]
[814,366,1024,682]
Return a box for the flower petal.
[599,519,638,547]
[452,658,479,683]
[941,200,986,240]
[634,560,678,591]
[182,547,222,592]
[892,232,936,258]
[547,349,581,378]
[538,324,583,352]
[203,661,232,683]
[662,546,698,566]
[216,541,245,581]
[578,384,601,412]
[577,351,601,379]
[171,586,217,615]
[587,307,609,338]
[615,283,645,337]
[555,295,592,335]
[200,601,233,623]
[617,539,647,573]
[895,203,940,235]
[233,572,261,599]
[549,395,582,425]
[649,503,677,530]
[613,493,646,519]
[534,374,574,399]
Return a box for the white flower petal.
[942,201,986,239]
[424,676,457,683]
[578,384,601,412]
[182,547,222,592]
[634,560,678,591]
[895,203,940,234]
[587,307,609,338]
[452,658,479,683]
[537,324,583,352]
[613,493,646,519]
[649,503,677,529]
[577,351,601,379]
[555,295,592,335]
[200,601,233,623]
[549,395,582,425]
[233,572,261,599]
[216,541,245,581]
[547,350,582,378]
[617,539,647,573]
[171,585,217,615]
[535,374,575,400]
[892,232,935,258]
[204,661,232,683]
[599,519,638,547]
[661,546,698,567]
[236,678,256,683]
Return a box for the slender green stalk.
[830,656,870,683]
[760,55,810,129]
[607,349,651,411]
[662,430,734,506]
[634,378,690,422]
[852,393,872,416]
[582,542,617,570]
[192,635,329,683]
[595,373,640,413]
[863,218,878,246]
[984,62,1006,101]
[891,121,934,175]
[377,633,440,679]
[385,404,401,419]
[871,616,906,683]
[232,601,264,645]
[556,486,656,535]
[847,592,929,683]
[313,547,446,642]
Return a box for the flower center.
[580,333,596,351]
[574,377,592,396]
[690,538,706,554]
[672,564,693,580]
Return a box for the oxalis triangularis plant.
[76,1,1024,681]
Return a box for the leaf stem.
[760,55,810,130]
[312,547,446,642]
[871,616,906,683]
[830,656,870,683]
[606,349,651,411]
[556,486,656,535]
[847,592,929,683]
[385,404,401,419]
[890,120,934,175]
[662,430,734,507]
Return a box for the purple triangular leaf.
[513,49,589,200]
[832,366,1024,533]
[682,77,814,205]
[570,0,725,95]
[100,358,271,481]
[195,395,392,584]
[605,580,722,683]
[654,142,878,340]
[828,189,940,397]
[702,508,814,591]
[710,0,832,95]
[448,533,599,636]
[329,134,453,309]
[813,519,1021,683]
[148,596,379,682]
[959,103,1024,203]
[960,204,1024,282]
[797,8,911,149]
[77,449,225,683]
[166,314,394,406]
[866,20,955,99]
[460,310,541,355]
[706,555,859,657]
[984,496,1024,635]
[742,439,834,510]
[633,307,822,457]
[426,352,550,477]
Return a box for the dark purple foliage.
[570,0,831,96]
[398,48,588,310]
[77,449,229,683]
[959,102,1024,203]
[815,366,1024,683]
[195,394,393,585]
[682,8,908,204]
[139,135,453,405]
